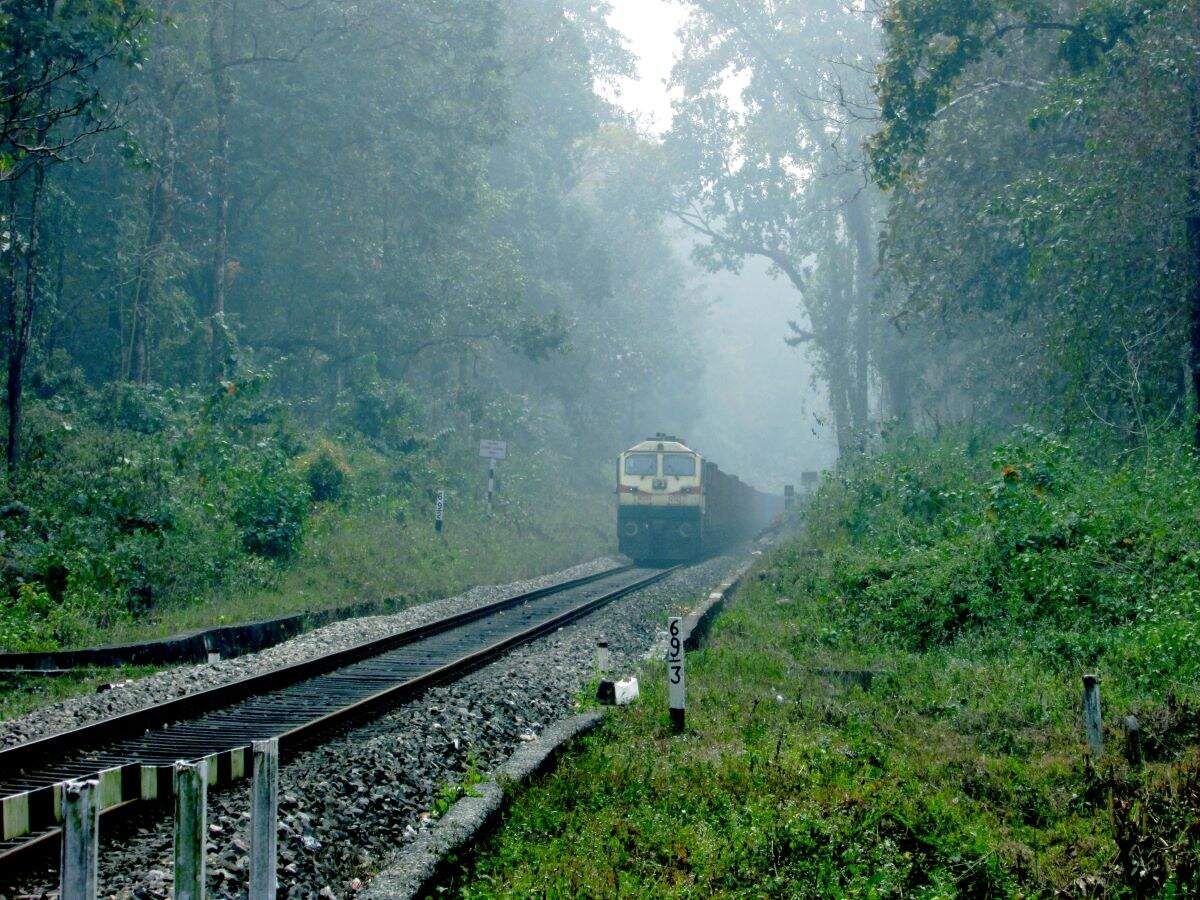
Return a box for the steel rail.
[0,564,632,776]
[0,563,676,869]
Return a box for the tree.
[0,0,146,469]
[666,0,889,457]
[871,0,1198,440]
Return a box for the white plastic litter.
[614,677,640,706]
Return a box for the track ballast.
[0,563,674,864]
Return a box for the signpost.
[666,616,685,732]
[800,470,819,492]
[479,440,507,514]
[435,489,445,533]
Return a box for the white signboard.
[666,616,685,712]
[478,439,508,460]
[435,489,445,522]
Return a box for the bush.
[793,426,1200,694]
[306,448,348,503]
[231,461,311,559]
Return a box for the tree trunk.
[208,0,234,383]
[772,246,857,460]
[1189,97,1200,448]
[7,163,46,471]
[844,190,876,447]
[128,126,174,386]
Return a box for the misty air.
[0,0,1196,896]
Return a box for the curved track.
[0,563,675,864]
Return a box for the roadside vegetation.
[0,375,610,654]
[439,429,1200,896]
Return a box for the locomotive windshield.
[662,453,696,476]
[624,453,657,476]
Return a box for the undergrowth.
[0,375,611,654]
[436,428,1200,896]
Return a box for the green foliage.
[305,449,347,503]
[441,432,1200,896]
[873,0,1195,434]
[231,458,311,559]
[796,428,1200,693]
[431,757,485,819]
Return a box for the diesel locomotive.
[616,435,782,563]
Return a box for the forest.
[3,0,1200,894]
[0,0,704,650]
[1,0,1198,655]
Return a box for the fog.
[685,253,837,491]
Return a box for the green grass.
[1,487,611,720]
[89,489,611,644]
[0,665,166,721]
[434,430,1200,897]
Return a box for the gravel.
[0,557,621,749]
[1,553,748,900]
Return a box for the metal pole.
[250,739,279,899]
[487,458,495,514]
[1082,674,1103,756]
[174,759,207,900]
[60,779,99,900]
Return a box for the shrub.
[306,448,348,503]
[231,461,311,559]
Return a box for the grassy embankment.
[437,429,1200,897]
[1,499,610,721]
[0,383,612,719]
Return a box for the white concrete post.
[60,779,99,900]
[250,738,279,899]
[596,639,610,675]
[173,759,207,900]
[667,617,685,733]
[1082,674,1103,756]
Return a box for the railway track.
[0,563,676,867]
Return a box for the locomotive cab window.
[662,453,696,476]
[624,453,657,476]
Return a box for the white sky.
[602,0,688,134]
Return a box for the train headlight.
[623,521,639,537]
[678,522,693,538]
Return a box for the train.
[617,434,783,563]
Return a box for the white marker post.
[435,489,445,533]
[666,617,685,733]
[479,439,507,515]
[60,779,99,900]
[249,738,279,899]
[173,760,207,900]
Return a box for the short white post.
[1082,674,1103,756]
[173,760,207,900]
[250,738,279,899]
[596,639,610,675]
[666,617,685,733]
[60,779,99,900]
[487,458,495,514]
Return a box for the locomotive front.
[617,436,703,563]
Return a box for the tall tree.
[667,0,887,457]
[0,0,146,469]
